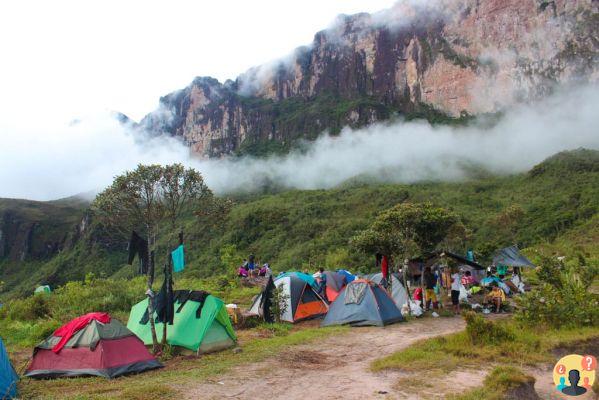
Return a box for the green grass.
[447,366,536,400]
[371,319,599,374]
[17,324,349,400]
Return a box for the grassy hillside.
[1,149,598,299]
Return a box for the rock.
[232,347,243,354]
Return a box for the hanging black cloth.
[173,290,210,318]
[140,268,174,325]
[261,275,275,323]
[127,231,149,275]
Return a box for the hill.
[1,148,598,299]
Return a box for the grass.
[447,366,536,400]
[17,323,349,399]
[371,318,599,375]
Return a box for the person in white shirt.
[450,268,462,315]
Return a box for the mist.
[0,86,598,201]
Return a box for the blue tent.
[322,279,404,327]
[493,246,536,268]
[0,337,18,399]
[336,269,356,283]
[277,272,317,289]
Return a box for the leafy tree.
[91,164,213,352]
[492,205,525,244]
[352,202,462,264]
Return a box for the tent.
[493,246,536,268]
[366,273,409,309]
[34,285,51,294]
[128,290,236,354]
[277,271,318,288]
[336,269,356,283]
[26,315,161,379]
[322,271,347,302]
[248,274,328,323]
[322,279,404,327]
[0,337,18,399]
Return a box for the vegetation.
[448,366,536,400]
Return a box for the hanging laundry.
[171,244,185,272]
[127,231,149,275]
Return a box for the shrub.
[464,312,514,345]
[516,256,599,328]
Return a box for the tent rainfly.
[493,246,536,268]
[34,285,51,294]
[128,290,237,354]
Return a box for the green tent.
[127,291,236,354]
[34,285,51,294]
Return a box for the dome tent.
[248,273,328,323]
[127,290,236,354]
[322,270,347,302]
[365,272,409,309]
[322,279,404,327]
[0,337,18,399]
[25,314,161,379]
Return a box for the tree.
[91,163,213,352]
[492,205,525,245]
[352,202,462,263]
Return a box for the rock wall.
[140,0,598,157]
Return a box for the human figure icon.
[556,376,566,392]
[562,369,587,396]
[582,377,591,390]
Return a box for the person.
[312,267,324,280]
[237,264,248,277]
[485,283,506,313]
[423,266,437,311]
[413,287,423,308]
[258,263,271,277]
[562,369,587,396]
[248,255,256,276]
[496,263,507,279]
[461,270,475,288]
[450,268,461,315]
[511,268,525,293]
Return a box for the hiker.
[510,267,525,293]
[312,267,324,280]
[258,263,271,277]
[450,267,461,315]
[318,269,328,300]
[423,266,437,311]
[248,255,256,276]
[484,283,505,313]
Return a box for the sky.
[0,0,396,125]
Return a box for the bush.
[4,294,52,321]
[516,256,599,328]
[464,312,514,345]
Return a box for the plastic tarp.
[493,246,536,268]
[0,337,18,399]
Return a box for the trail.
[182,316,485,400]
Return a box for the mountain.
[138,0,598,157]
[1,149,598,298]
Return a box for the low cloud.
[0,85,598,201]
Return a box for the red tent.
[26,314,161,379]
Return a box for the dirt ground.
[181,316,485,400]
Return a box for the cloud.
[0,85,597,201]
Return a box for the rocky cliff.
[140,0,598,157]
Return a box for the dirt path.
[182,317,478,400]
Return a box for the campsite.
[1,0,599,399]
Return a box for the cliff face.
[140,0,598,157]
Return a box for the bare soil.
[182,316,476,400]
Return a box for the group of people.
[411,264,524,315]
[237,254,271,278]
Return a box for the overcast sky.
[0,0,396,126]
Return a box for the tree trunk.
[146,227,159,353]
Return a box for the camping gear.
[322,279,404,327]
[171,245,185,272]
[26,315,161,379]
[248,274,328,323]
[52,312,111,353]
[480,277,511,295]
[322,271,347,302]
[381,256,389,280]
[128,290,236,354]
[367,272,409,309]
[493,246,536,268]
[336,269,356,283]
[0,337,18,399]
[34,285,51,294]
[277,271,318,289]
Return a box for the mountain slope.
[1,149,597,299]
[139,0,598,157]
